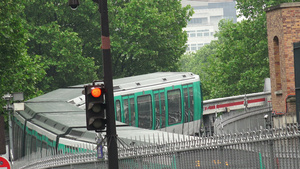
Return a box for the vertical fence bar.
[174,151,180,169]
[269,139,275,169]
[287,136,291,169]
[220,146,225,169]
[295,136,300,169]
[280,135,285,168]
[259,152,263,169]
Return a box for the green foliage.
[210,0,300,98]
[204,19,269,99]
[109,0,193,77]
[1,0,192,125]
[23,0,98,92]
[179,41,218,100]
[0,0,46,122]
[236,0,295,20]
[179,0,297,99]
[0,0,45,98]
[26,21,98,91]
[22,0,192,92]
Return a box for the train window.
[183,86,195,122]
[66,146,71,153]
[115,100,121,121]
[189,87,194,121]
[184,88,189,122]
[31,135,37,153]
[137,95,152,129]
[25,130,32,156]
[160,92,166,128]
[17,127,23,159]
[154,91,166,129]
[42,141,47,157]
[155,93,160,129]
[36,133,42,153]
[130,98,135,126]
[12,122,20,159]
[13,123,18,157]
[46,140,54,155]
[168,89,182,125]
[123,99,129,124]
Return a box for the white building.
[182,0,237,52]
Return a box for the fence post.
[259,152,264,169]
[244,94,248,112]
[269,140,275,169]
[173,152,181,169]
[138,156,143,168]
[218,145,225,169]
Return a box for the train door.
[165,85,183,126]
[136,91,154,129]
[183,84,194,122]
[154,90,166,129]
[121,95,135,126]
[114,97,122,122]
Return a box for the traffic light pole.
[98,0,119,169]
[2,94,14,162]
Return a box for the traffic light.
[85,85,106,131]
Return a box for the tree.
[204,19,269,99]
[23,0,98,92]
[236,0,292,20]
[22,0,193,91]
[0,0,46,98]
[26,21,98,91]
[180,0,299,99]
[109,0,193,77]
[179,41,218,100]
[0,0,46,121]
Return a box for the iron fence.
[13,125,300,169]
[214,107,273,135]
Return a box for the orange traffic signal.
[91,88,102,98]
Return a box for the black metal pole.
[0,115,6,155]
[294,42,300,125]
[98,0,119,168]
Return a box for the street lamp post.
[96,1,119,167]
[96,1,119,168]
[68,1,119,168]
[2,92,24,163]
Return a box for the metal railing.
[214,106,273,135]
[203,91,271,115]
[14,125,300,169]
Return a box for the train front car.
[113,72,203,135]
[11,72,203,162]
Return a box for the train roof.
[113,72,199,91]
[19,72,195,146]
[73,72,199,92]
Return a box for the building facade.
[266,2,300,126]
[182,0,237,52]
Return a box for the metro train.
[11,72,203,160]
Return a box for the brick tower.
[266,2,300,125]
